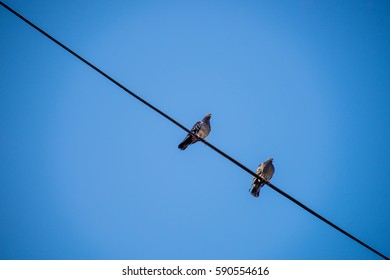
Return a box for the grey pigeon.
[178,113,212,150]
[250,158,275,197]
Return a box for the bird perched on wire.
[250,158,275,197]
[178,113,212,150]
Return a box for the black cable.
[1,1,388,260]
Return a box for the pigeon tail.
[250,184,262,197]
[178,136,193,150]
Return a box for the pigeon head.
[266,158,273,162]
[202,114,212,122]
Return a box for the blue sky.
[1,0,389,259]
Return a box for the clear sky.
[1,0,389,260]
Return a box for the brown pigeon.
[250,158,275,197]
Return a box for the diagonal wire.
[1,1,388,260]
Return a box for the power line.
[1,1,388,260]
